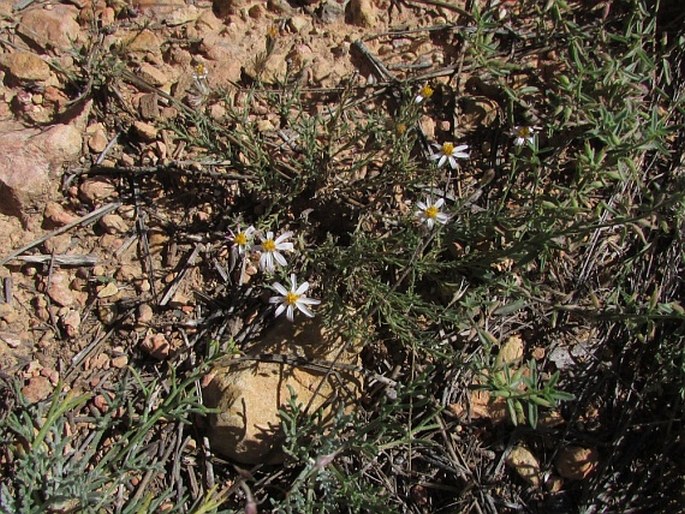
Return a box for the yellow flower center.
[424,206,439,219]
[267,25,278,38]
[420,85,434,98]
[263,239,276,252]
[396,122,407,135]
[285,291,300,305]
[517,126,531,138]
[234,232,248,246]
[442,142,455,156]
[195,64,206,75]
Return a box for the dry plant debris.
[0,0,684,512]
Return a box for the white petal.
[289,273,297,289]
[298,297,321,305]
[426,218,435,229]
[286,305,295,322]
[272,282,288,296]
[273,251,287,267]
[435,198,445,208]
[261,253,274,271]
[269,295,284,304]
[448,156,457,169]
[275,231,293,243]
[276,242,294,252]
[416,201,427,211]
[264,231,274,241]
[429,153,441,161]
[295,281,310,295]
[275,304,286,318]
[438,155,447,168]
[296,303,315,318]
[414,96,423,104]
[436,213,450,224]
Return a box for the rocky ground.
[1,0,683,512]
[0,0,447,401]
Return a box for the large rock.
[0,51,51,82]
[18,5,81,52]
[0,121,83,220]
[204,319,362,464]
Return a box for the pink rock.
[0,118,84,220]
[61,309,81,337]
[47,271,76,307]
[18,5,81,52]
[22,376,53,403]
[0,127,51,217]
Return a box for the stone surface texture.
[204,319,362,464]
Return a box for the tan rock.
[44,201,78,227]
[0,303,17,324]
[556,446,598,480]
[18,5,81,52]
[116,264,142,282]
[496,334,524,367]
[288,15,310,33]
[43,233,72,254]
[87,123,109,153]
[133,121,158,141]
[135,0,185,16]
[110,355,128,369]
[1,51,51,82]
[448,389,508,424]
[100,213,128,234]
[346,0,377,27]
[137,304,154,324]
[213,0,249,17]
[204,319,362,464]
[97,282,119,299]
[166,5,201,25]
[138,64,169,87]
[506,446,541,488]
[22,376,53,403]
[125,30,162,55]
[79,178,116,204]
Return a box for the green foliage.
[0,365,212,513]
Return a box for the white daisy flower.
[269,273,321,321]
[430,142,470,169]
[416,197,450,229]
[512,125,538,146]
[415,84,434,104]
[257,231,294,272]
[228,225,256,255]
[192,63,208,81]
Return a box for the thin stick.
[3,276,12,304]
[159,244,203,307]
[10,255,99,266]
[0,202,121,267]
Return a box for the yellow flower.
[415,84,434,104]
